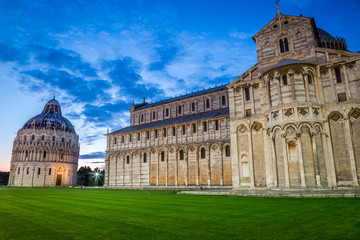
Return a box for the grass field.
[0,188,360,240]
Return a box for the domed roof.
[21,97,75,133]
[317,28,335,41]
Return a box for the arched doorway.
[56,166,65,186]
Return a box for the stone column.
[304,74,310,102]
[328,67,337,101]
[156,153,159,186]
[31,168,35,187]
[296,135,306,187]
[175,150,178,186]
[281,135,290,188]
[241,88,245,117]
[322,122,337,187]
[248,129,255,188]
[220,145,224,186]
[271,137,278,187]
[263,131,272,187]
[166,151,168,186]
[343,64,352,99]
[115,158,118,186]
[265,80,271,111]
[207,147,211,186]
[250,85,255,114]
[123,156,125,186]
[311,133,322,187]
[276,79,282,105]
[196,147,199,186]
[344,118,359,186]
[288,70,296,100]
[185,150,188,186]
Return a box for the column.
[322,122,337,187]
[196,147,199,186]
[296,136,306,187]
[166,152,168,186]
[304,74,310,102]
[265,80,271,110]
[185,150,188,186]
[175,151,178,186]
[115,158,118,186]
[289,71,296,100]
[282,136,290,188]
[250,85,255,114]
[311,133,322,187]
[207,147,211,186]
[344,118,359,186]
[220,145,224,186]
[123,156,125,186]
[241,88,245,117]
[276,79,283,105]
[248,129,255,188]
[263,131,272,187]
[31,168,35,187]
[343,64,352,99]
[271,137,278,187]
[328,67,337,101]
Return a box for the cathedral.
[105,7,360,190]
[8,98,79,187]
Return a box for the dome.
[21,97,75,133]
[317,28,335,41]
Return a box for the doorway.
[56,174,62,186]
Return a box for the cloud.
[0,42,27,63]
[229,30,253,40]
[80,151,106,159]
[31,45,98,77]
[149,32,182,71]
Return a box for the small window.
[245,87,250,101]
[178,106,182,114]
[200,148,206,159]
[146,131,150,139]
[138,133,140,141]
[222,96,226,106]
[38,168,41,175]
[215,120,219,131]
[143,153,147,163]
[225,145,230,157]
[25,151,28,158]
[153,111,156,120]
[246,109,252,117]
[42,135,44,140]
[27,167,29,175]
[69,139,71,144]
[126,156,130,164]
[308,75,312,85]
[192,102,195,111]
[129,134,132,142]
[203,122,207,132]
[161,151,165,162]
[279,39,284,53]
[49,168,52,175]
[114,137,117,144]
[173,127,176,136]
[61,154,64,159]
[338,93,347,102]
[163,128,167,137]
[335,67,342,83]
[155,130,158,138]
[182,125,186,135]
[179,150,184,160]
[121,136,124,143]
[206,99,210,109]
[284,38,289,52]
[62,138,65,143]
[166,108,169,117]
[18,167,20,174]
[43,151,46,158]
[24,136,27,141]
[282,75,288,86]
[52,136,55,142]
[141,114,144,122]
[32,135,35,141]
[193,124,196,133]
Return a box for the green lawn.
[0,188,359,240]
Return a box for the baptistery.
[8,98,79,187]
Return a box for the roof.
[317,28,335,41]
[134,85,227,110]
[262,59,314,76]
[110,108,229,135]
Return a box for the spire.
[275,0,281,15]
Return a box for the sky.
[0,0,359,171]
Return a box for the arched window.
[193,124,196,133]
[173,127,176,136]
[163,128,167,137]
[126,156,130,164]
[27,167,29,174]
[141,114,144,122]
[24,135,27,141]
[143,153,147,163]
[200,148,206,159]
[52,136,55,142]
[225,145,230,157]
[62,138,65,143]
[215,120,219,130]
[25,151,28,158]
[42,135,45,140]
[43,151,46,159]
[192,102,195,111]
[138,133,140,141]
[165,108,169,117]
[206,99,210,108]
[161,151,165,162]
[284,38,289,51]
[182,125,186,135]
[178,106,182,114]
[203,122,207,132]
[37,168,41,175]
[31,135,35,141]
[153,111,156,120]
[308,74,312,85]
[49,168,52,175]
[245,87,250,101]
[282,75,288,85]
[114,137,117,144]
[221,96,226,106]
[18,167,20,174]
[179,150,184,160]
[279,39,284,53]
[61,154,64,159]
[279,38,289,53]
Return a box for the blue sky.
[0,0,359,171]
